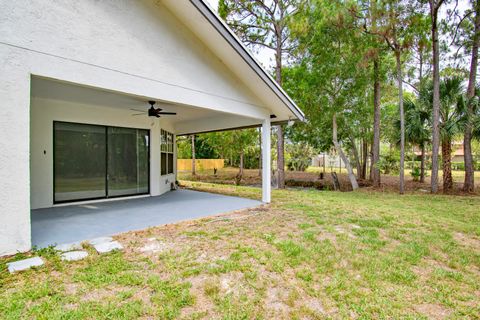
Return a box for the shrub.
[451,162,464,171]
[411,167,421,182]
[285,179,327,189]
[286,142,314,172]
[377,150,400,174]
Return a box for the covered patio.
[31,189,261,248]
[0,0,304,256]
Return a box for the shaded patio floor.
[31,189,261,248]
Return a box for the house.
[311,153,347,171]
[0,0,304,256]
[413,141,466,163]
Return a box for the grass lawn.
[1,182,479,319]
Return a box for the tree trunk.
[191,135,196,176]
[372,57,381,187]
[235,150,244,186]
[361,137,368,180]
[276,125,285,188]
[258,128,262,176]
[240,151,244,176]
[333,113,359,190]
[430,0,441,193]
[395,50,405,194]
[420,142,426,183]
[323,153,326,173]
[369,144,374,180]
[349,136,362,178]
[442,138,453,192]
[464,0,480,192]
[274,28,285,189]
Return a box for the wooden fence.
[177,159,225,171]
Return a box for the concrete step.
[7,257,44,273]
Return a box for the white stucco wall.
[0,54,31,256]
[30,97,176,210]
[0,0,270,119]
[0,0,272,255]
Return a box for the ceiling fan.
[131,101,177,118]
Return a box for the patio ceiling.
[31,77,263,134]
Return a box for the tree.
[368,0,421,194]
[403,98,431,182]
[353,0,387,186]
[191,135,196,176]
[284,0,374,190]
[219,0,304,189]
[463,0,480,192]
[427,0,448,193]
[203,129,258,183]
[420,76,466,191]
[371,54,382,186]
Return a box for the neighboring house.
[312,153,347,170]
[413,141,465,163]
[0,1,304,255]
[449,142,465,163]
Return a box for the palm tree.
[394,98,430,182]
[420,77,466,192]
[404,99,431,183]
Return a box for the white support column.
[261,118,271,203]
[0,55,31,255]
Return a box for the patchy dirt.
[219,272,247,296]
[81,286,124,302]
[138,238,172,254]
[414,303,452,319]
[265,286,290,314]
[303,297,326,315]
[181,274,216,319]
[453,232,480,250]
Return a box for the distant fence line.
[177,159,225,171]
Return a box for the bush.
[451,162,464,171]
[285,179,327,189]
[403,160,478,171]
[410,167,421,182]
[286,142,314,172]
[442,161,479,171]
[377,150,400,174]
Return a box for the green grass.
[1,182,480,319]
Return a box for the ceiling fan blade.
[130,108,146,112]
[157,112,177,115]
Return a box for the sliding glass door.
[54,122,107,202]
[54,122,149,203]
[107,127,149,196]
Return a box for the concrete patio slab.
[32,189,261,248]
[7,257,44,273]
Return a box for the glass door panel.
[107,127,149,196]
[54,122,106,202]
